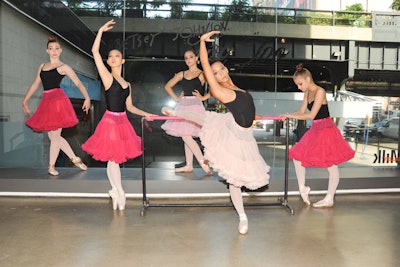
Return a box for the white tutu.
[199,112,270,190]
[161,97,205,137]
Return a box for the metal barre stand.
[140,116,294,216]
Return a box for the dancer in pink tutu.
[82,19,154,211]
[281,63,355,208]
[161,49,212,175]
[163,31,270,234]
[22,36,91,176]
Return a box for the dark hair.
[108,48,123,55]
[208,59,219,66]
[47,36,59,47]
[184,49,197,55]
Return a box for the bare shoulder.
[199,72,205,82]
[58,63,74,74]
[315,86,326,96]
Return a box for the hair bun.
[48,36,57,42]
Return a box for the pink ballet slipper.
[161,107,175,116]
[109,189,118,210]
[238,214,248,235]
[118,191,126,211]
[175,166,193,173]
[313,195,334,208]
[200,159,213,175]
[299,186,311,206]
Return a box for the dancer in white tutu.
[163,31,270,234]
[161,50,212,175]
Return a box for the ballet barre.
[140,115,294,216]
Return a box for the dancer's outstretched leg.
[47,128,87,175]
[181,136,212,175]
[313,165,339,208]
[229,184,248,234]
[293,159,310,205]
[175,141,194,173]
[48,129,62,175]
[162,107,205,126]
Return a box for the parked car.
[345,118,365,126]
[378,118,399,139]
[343,122,377,139]
[254,120,274,131]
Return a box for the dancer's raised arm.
[92,19,116,89]
[199,31,235,103]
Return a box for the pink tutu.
[161,97,204,137]
[82,110,142,164]
[199,112,270,190]
[289,117,355,168]
[25,88,78,132]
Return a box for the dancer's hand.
[192,90,204,101]
[144,113,157,121]
[82,98,91,114]
[280,113,294,120]
[22,102,30,115]
[200,31,221,43]
[176,91,184,102]
[100,19,116,33]
[255,114,263,120]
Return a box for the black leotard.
[181,72,204,96]
[40,67,65,90]
[224,90,255,128]
[307,101,330,120]
[105,78,129,112]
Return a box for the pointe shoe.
[117,191,126,211]
[200,159,213,175]
[48,165,59,176]
[161,107,174,116]
[109,189,118,210]
[175,165,193,173]
[313,196,334,208]
[238,215,248,235]
[299,186,311,206]
[71,157,87,171]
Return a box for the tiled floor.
[0,193,399,267]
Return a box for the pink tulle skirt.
[289,117,355,168]
[82,110,142,164]
[161,97,204,137]
[25,88,78,132]
[199,112,270,190]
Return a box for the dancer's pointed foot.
[109,189,118,210]
[200,159,213,175]
[313,196,334,208]
[48,165,59,176]
[71,157,87,171]
[175,166,193,173]
[238,214,248,235]
[299,186,311,206]
[161,107,174,116]
[118,191,126,211]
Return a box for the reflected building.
[252,0,392,11]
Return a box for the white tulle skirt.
[161,97,205,137]
[199,112,270,190]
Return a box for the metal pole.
[140,116,294,215]
[122,0,126,77]
[141,118,148,216]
